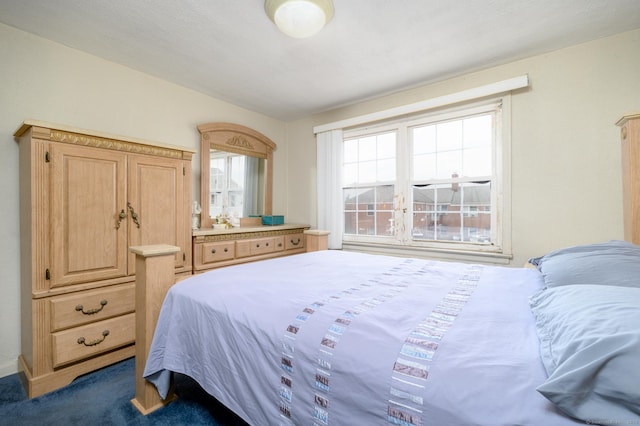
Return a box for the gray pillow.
[528,240,640,288]
[530,284,640,423]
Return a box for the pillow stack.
[528,240,640,424]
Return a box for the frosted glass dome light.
[265,0,334,38]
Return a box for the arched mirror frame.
[198,122,277,229]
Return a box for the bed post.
[129,244,180,415]
[304,230,330,252]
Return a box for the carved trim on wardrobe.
[50,131,184,159]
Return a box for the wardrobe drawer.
[236,237,276,258]
[52,312,135,367]
[285,233,305,250]
[49,283,135,332]
[201,241,236,264]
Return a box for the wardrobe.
[15,120,193,397]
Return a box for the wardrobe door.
[50,144,128,288]
[127,154,187,274]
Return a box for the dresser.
[617,113,640,245]
[193,225,329,272]
[15,120,194,397]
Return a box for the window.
[341,99,508,255]
[343,132,396,237]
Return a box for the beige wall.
[0,23,288,377]
[1,22,639,378]
[286,29,640,268]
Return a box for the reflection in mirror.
[209,150,265,218]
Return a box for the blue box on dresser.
[262,215,284,225]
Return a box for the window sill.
[342,241,513,265]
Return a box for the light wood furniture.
[15,120,194,398]
[304,230,331,252]
[193,224,320,273]
[198,122,276,229]
[130,245,180,415]
[617,113,640,245]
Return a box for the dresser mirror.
[198,122,276,229]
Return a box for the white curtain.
[317,129,344,249]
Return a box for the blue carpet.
[0,357,249,425]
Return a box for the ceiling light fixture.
[265,0,334,38]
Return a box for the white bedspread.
[144,250,582,425]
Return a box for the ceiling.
[2,0,640,121]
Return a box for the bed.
[134,241,640,425]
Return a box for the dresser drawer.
[201,241,235,264]
[236,237,276,258]
[273,236,285,252]
[51,312,135,367]
[49,283,135,332]
[285,233,305,250]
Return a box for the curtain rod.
[313,75,529,134]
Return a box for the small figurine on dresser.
[192,201,201,230]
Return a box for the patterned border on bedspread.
[275,259,483,425]
[387,264,482,426]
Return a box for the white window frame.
[342,127,398,239]
[316,76,527,262]
[341,96,512,263]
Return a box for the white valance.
[314,75,528,134]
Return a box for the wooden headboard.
[616,113,640,245]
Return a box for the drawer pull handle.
[77,330,110,347]
[278,243,283,247]
[213,248,229,254]
[212,249,216,254]
[290,238,301,246]
[256,244,260,248]
[224,247,228,252]
[75,300,108,315]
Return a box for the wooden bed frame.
[129,244,180,414]
[129,230,329,414]
[128,113,640,415]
